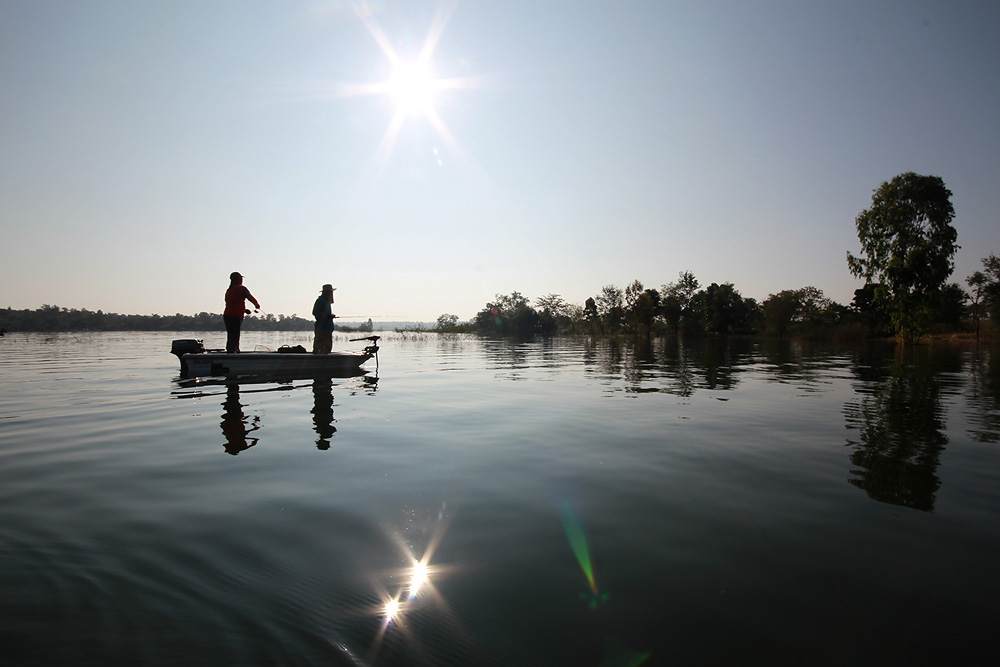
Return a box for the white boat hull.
[171,338,379,378]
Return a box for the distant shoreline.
[0,306,431,333]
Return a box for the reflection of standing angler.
[221,384,260,455]
[311,377,336,450]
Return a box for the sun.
[386,60,438,117]
[310,3,485,173]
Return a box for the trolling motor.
[350,335,380,368]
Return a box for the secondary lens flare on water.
[560,504,608,608]
[371,509,451,640]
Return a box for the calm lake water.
[1,331,999,666]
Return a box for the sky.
[2,0,998,322]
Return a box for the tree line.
[440,173,998,342]
[436,269,989,340]
[0,307,374,334]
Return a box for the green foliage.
[473,292,540,336]
[966,253,1000,339]
[847,172,958,342]
[660,271,700,334]
[436,313,460,331]
[689,283,755,335]
[763,287,855,338]
[981,253,1000,323]
[850,284,892,336]
[762,290,800,338]
[932,283,968,329]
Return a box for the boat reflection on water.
[172,370,378,454]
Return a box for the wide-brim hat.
[321,284,336,293]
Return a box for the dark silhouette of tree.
[594,285,624,332]
[473,292,540,336]
[967,272,988,341]
[661,271,699,334]
[535,294,573,334]
[763,286,837,338]
[0,305,314,332]
[970,253,1000,325]
[690,282,752,335]
[762,290,800,339]
[933,283,968,330]
[631,289,660,335]
[847,172,958,342]
[850,284,891,336]
[436,313,460,330]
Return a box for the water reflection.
[311,377,336,450]
[173,372,377,454]
[967,347,1000,443]
[221,384,260,455]
[577,337,748,395]
[475,335,997,513]
[843,347,948,511]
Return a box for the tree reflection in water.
[966,346,1000,443]
[843,348,947,511]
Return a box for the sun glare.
[384,598,401,619]
[300,4,487,179]
[387,61,438,116]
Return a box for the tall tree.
[436,313,459,330]
[535,294,569,318]
[691,282,749,335]
[661,271,699,310]
[661,271,700,334]
[473,292,538,335]
[980,253,1000,323]
[594,285,624,330]
[624,280,644,312]
[966,272,987,340]
[847,172,958,343]
[761,290,800,338]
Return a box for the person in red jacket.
[224,272,260,353]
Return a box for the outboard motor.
[171,339,204,359]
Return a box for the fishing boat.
[170,336,379,378]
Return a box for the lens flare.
[408,561,429,598]
[383,597,401,622]
[560,504,608,608]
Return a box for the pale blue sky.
[2,0,997,321]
